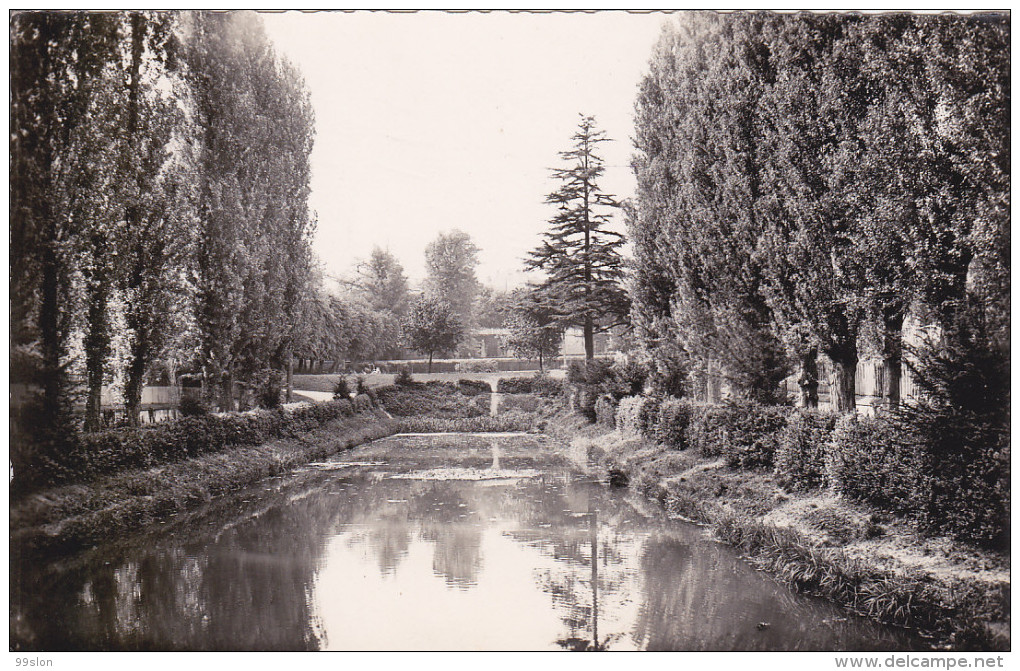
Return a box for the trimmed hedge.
[456,360,499,373]
[497,375,563,396]
[396,413,535,433]
[614,396,662,438]
[653,397,694,449]
[16,399,363,490]
[457,379,492,395]
[497,393,542,414]
[374,383,486,418]
[826,412,1009,549]
[637,397,663,439]
[685,403,733,459]
[775,409,838,490]
[827,415,921,514]
[627,396,786,469]
[615,396,647,435]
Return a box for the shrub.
[826,415,921,514]
[684,399,787,469]
[457,379,492,396]
[567,359,613,387]
[394,367,415,387]
[573,386,599,422]
[333,377,352,400]
[594,394,617,428]
[15,400,362,490]
[893,309,1009,548]
[374,383,485,418]
[179,395,210,417]
[497,377,528,393]
[353,393,373,413]
[396,412,533,433]
[615,396,648,435]
[720,399,788,469]
[456,360,500,373]
[774,409,838,490]
[497,374,563,395]
[254,369,284,409]
[611,360,648,397]
[636,396,662,440]
[685,404,730,458]
[654,397,693,449]
[354,376,370,396]
[890,400,1009,549]
[530,374,564,396]
[645,342,689,398]
[497,393,541,414]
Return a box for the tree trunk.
[124,336,147,428]
[428,352,433,373]
[286,349,294,403]
[40,186,71,436]
[219,372,235,412]
[798,346,819,409]
[122,14,147,430]
[707,358,722,404]
[583,315,594,361]
[882,307,903,409]
[830,353,858,414]
[84,278,110,432]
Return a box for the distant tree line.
[11,11,319,438]
[630,12,1009,412]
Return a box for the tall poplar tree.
[527,115,629,361]
[11,11,122,436]
[632,15,788,401]
[184,11,314,409]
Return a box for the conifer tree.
[526,115,629,361]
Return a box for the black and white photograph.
[8,8,1010,660]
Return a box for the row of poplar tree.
[628,12,1009,412]
[11,11,316,434]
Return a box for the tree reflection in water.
[12,434,924,651]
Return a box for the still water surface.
[11,433,925,651]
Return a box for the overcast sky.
[262,10,673,289]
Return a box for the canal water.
[11,433,925,651]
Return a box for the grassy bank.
[11,379,554,557]
[11,409,398,557]
[546,413,1009,651]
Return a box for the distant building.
[472,328,509,358]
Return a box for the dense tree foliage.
[401,296,464,372]
[526,115,629,360]
[423,229,481,328]
[474,286,513,329]
[11,10,318,445]
[12,12,124,439]
[184,11,316,410]
[630,12,1008,413]
[500,289,565,371]
[358,247,410,317]
[633,15,789,403]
